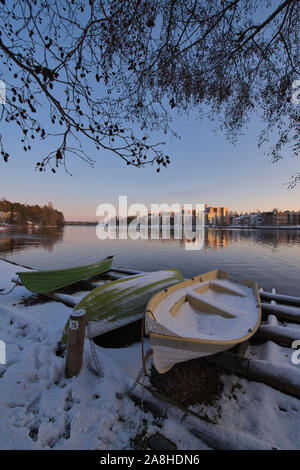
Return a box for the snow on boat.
[145,269,261,373]
[16,256,114,294]
[61,268,184,343]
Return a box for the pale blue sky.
[1,108,299,221]
[1,107,299,221]
[0,0,299,221]
[1,0,299,221]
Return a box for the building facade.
[205,205,229,226]
[233,209,300,227]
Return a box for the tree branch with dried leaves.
[0,0,299,182]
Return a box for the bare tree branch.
[0,0,298,182]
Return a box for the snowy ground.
[0,258,299,450]
[0,259,206,450]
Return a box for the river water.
[0,225,300,296]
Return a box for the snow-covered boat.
[16,256,114,294]
[61,269,184,343]
[145,269,261,373]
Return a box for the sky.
[0,0,299,221]
[0,108,299,221]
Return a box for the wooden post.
[64,308,87,378]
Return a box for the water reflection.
[112,226,300,250]
[96,226,231,251]
[1,226,300,295]
[0,226,64,256]
[205,228,300,249]
[1,226,300,257]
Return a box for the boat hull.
[61,268,184,344]
[17,256,114,293]
[151,341,233,374]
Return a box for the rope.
[141,311,147,375]
[116,365,146,400]
[0,283,18,295]
[116,311,153,400]
[87,321,104,378]
[142,309,154,375]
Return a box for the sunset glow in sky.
[1,108,299,221]
[0,0,299,222]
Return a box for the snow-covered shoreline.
[0,259,205,450]
[0,258,299,450]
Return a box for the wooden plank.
[257,324,300,347]
[138,383,274,450]
[261,303,300,323]
[260,291,300,307]
[12,278,77,308]
[206,352,300,398]
[40,291,77,308]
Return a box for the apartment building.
[233,209,300,227]
[205,205,229,226]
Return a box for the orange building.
[205,205,229,225]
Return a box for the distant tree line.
[0,199,64,227]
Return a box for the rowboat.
[145,269,261,373]
[16,256,114,294]
[61,269,183,344]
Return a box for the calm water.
[1,226,300,296]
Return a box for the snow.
[154,280,259,341]
[0,258,300,450]
[0,259,205,450]
[190,374,300,450]
[75,269,182,338]
[83,270,180,302]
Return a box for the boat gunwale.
[145,269,262,347]
[16,255,114,277]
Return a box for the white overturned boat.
[145,270,261,373]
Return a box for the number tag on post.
[70,319,79,330]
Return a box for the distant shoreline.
[207,225,300,230]
[64,222,300,230]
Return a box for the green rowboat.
[61,268,183,343]
[17,256,114,294]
